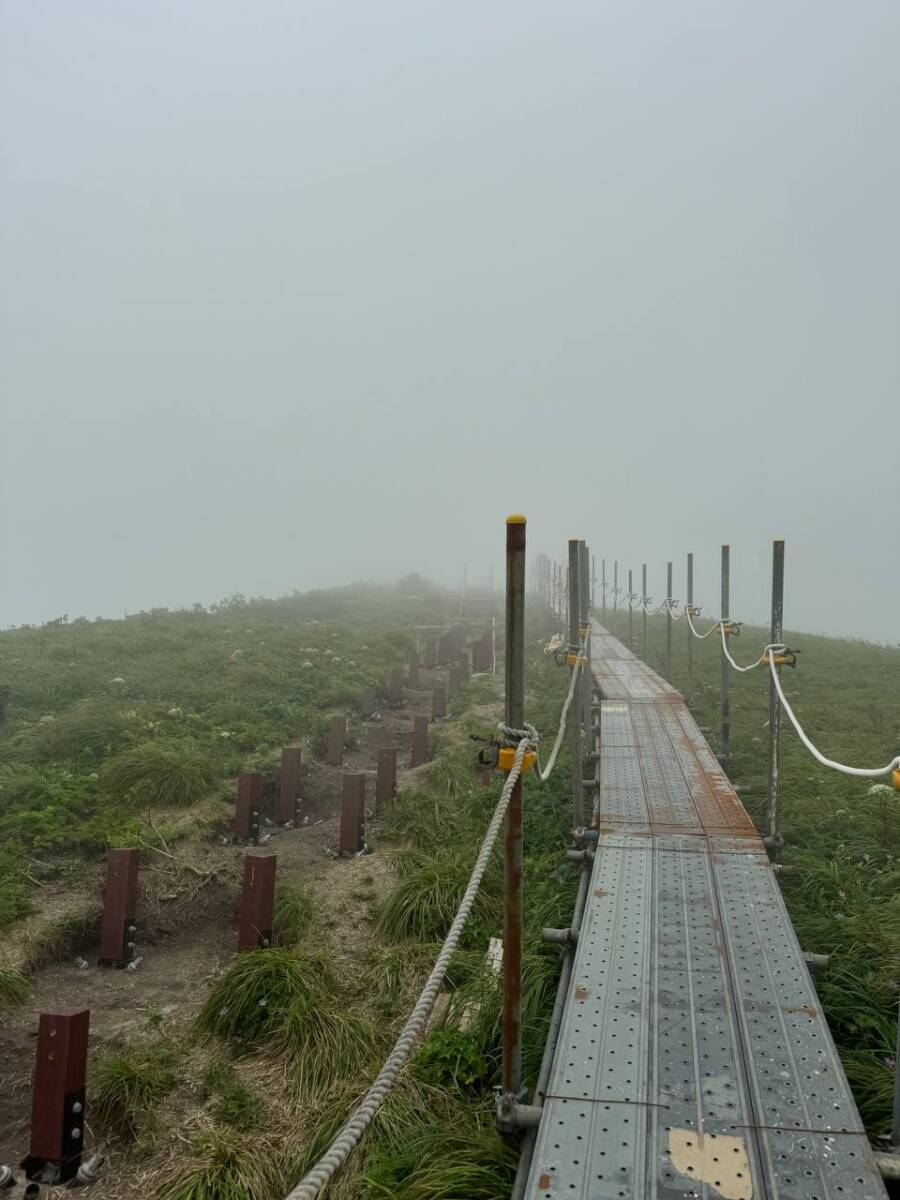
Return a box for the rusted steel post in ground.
[407,653,419,689]
[459,651,470,683]
[579,541,591,742]
[613,560,618,613]
[388,667,404,704]
[666,560,673,681]
[424,640,436,669]
[325,716,346,766]
[686,552,694,697]
[432,684,446,719]
[98,849,139,967]
[720,545,731,766]
[277,747,301,825]
[235,772,263,843]
[568,539,584,828]
[502,513,526,1101]
[376,747,398,810]
[438,632,454,665]
[642,562,648,662]
[628,568,634,651]
[601,558,606,624]
[411,716,429,766]
[339,774,366,854]
[359,687,375,720]
[448,664,462,699]
[766,539,785,854]
[23,1009,90,1184]
[238,853,276,950]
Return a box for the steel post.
[686,552,694,698]
[666,561,673,681]
[568,540,583,828]
[766,539,785,851]
[376,747,398,810]
[720,545,731,765]
[238,853,276,950]
[448,664,463,699]
[432,684,446,719]
[408,653,419,689]
[601,558,606,623]
[325,717,346,766]
[339,773,366,854]
[642,563,648,662]
[98,849,138,967]
[235,772,262,842]
[579,542,591,747]
[591,554,596,609]
[502,513,526,1100]
[411,715,429,766]
[613,560,618,613]
[359,688,376,720]
[24,1009,90,1184]
[388,666,404,704]
[628,568,634,651]
[277,747,301,825]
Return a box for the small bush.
[89,1042,178,1139]
[272,883,314,947]
[413,1027,488,1090]
[103,740,221,807]
[197,948,332,1045]
[0,967,28,1011]
[280,994,376,1097]
[376,847,501,942]
[155,1125,288,1200]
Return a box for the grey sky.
[2,2,898,640]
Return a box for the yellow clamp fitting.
[579,624,591,639]
[721,622,738,636]
[565,652,587,667]
[893,768,900,791]
[762,650,796,667]
[497,747,537,774]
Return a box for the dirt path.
[0,659,464,1189]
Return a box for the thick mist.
[2,2,898,641]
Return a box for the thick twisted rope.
[285,734,533,1200]
[766,652,900,779]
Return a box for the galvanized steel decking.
[524,622,886,1199]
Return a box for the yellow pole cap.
[506,513,527,525]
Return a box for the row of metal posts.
[515,528,900,1169]
[597,541,786,855]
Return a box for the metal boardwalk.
[524,622,886,1200]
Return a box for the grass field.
[3,578,898,1194]
[0,578,452,934]
[601,603,900,1138]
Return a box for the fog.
[2,2,898,641]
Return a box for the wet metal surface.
[524,624,885,1199]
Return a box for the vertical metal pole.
[720,545,731,765]
[613,561,618,613]
[665,561,673,681]
[568,540,583,829]
[641,563,648,663]
[766,539,785,851]
[591,554,596,609]
[686,552,694,698]
[601,558,607,624]
[502,514,526,1100]
[628,569,634,651]
[579,542,591,745]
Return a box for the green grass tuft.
[155,1125,288,1200]
[89,1041,178,1140]
[0,967,28,1011]
[197,948,333,1045]
[103,740,222,807]
[272,883,314,947]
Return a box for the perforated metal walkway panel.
[523,624,886,1199]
